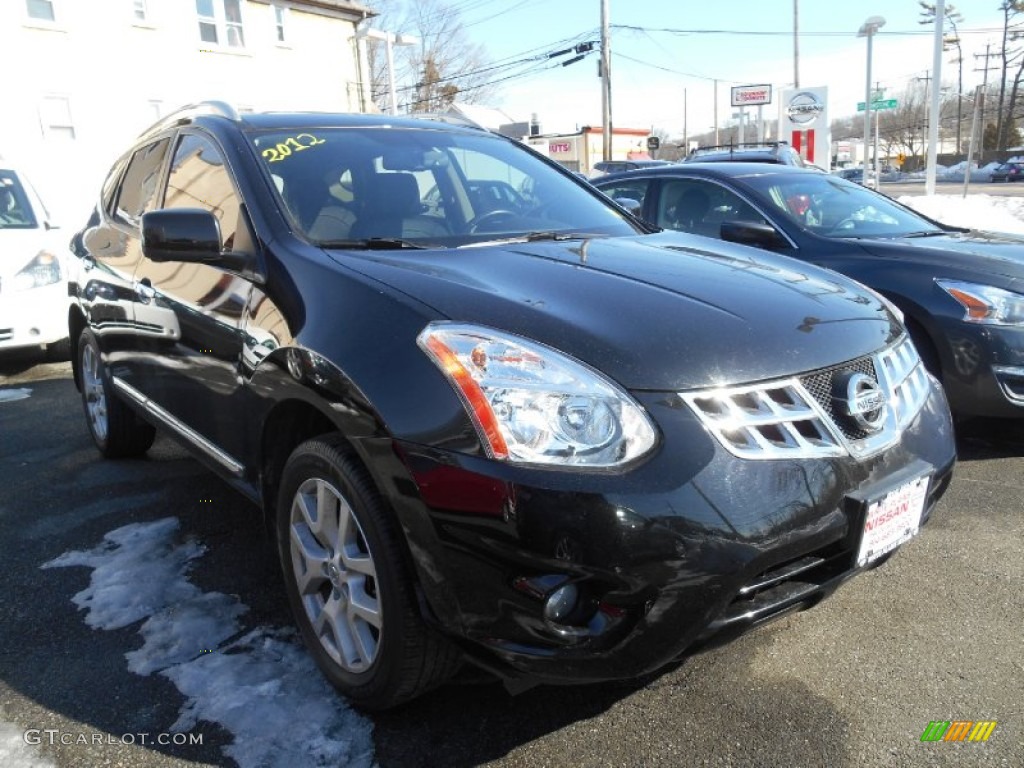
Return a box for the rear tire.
[78,329,155,458]
[276,436,461,710]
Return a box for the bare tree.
[879,82,928,166]
[364,0,497,113]
[994,2,1024,151]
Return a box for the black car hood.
[331,233,901,391]
[857,229,1024,285]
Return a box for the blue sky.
[413,0,1013,136]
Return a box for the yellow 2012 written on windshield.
[261,134,325,163]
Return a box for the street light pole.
[858,16,886,185]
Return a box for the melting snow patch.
[0,721,56,768]
[0,388,32,403]
[43,517,375,768]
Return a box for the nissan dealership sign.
[780,86,829,169]
[785,90,825,125]
[731,84,772,107]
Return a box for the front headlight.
[12,250,62,291]
[418,323,657,467]
[937,279,1024,325]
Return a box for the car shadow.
[371,628,853,767]
[955,416,1024,460]
[0,348,71,382]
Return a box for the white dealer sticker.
[856,474,929,567]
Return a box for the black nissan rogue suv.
[68,102,956,710]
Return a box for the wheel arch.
[68,304,88,390]
[258,397,346,534]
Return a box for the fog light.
[543,583,579,623]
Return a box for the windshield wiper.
[523,231,601,242]
[316,238,428,250]
[901,230,949,238]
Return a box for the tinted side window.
[658,179,767,238]
[114,139,171,226]
[163,132,241,249]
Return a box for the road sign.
[857,98,898,112]
[646,136,660,150]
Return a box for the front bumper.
[938,321,1024,418]
[0,280,69,351]
[375,379,956,687]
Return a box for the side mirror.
[613,197,643,216]
[720,220,789,249]
[141,208,251,272]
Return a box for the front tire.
[277,436,460,710]
[78,329,155,458]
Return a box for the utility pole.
[714,79,719,145]
[926,0,944,196]
[915,70,932,165]
[974,44,999,156]
[875,80,883,186]
[793,0,800,88]
[963,43,996,196]
[600,0,612,161]
[683,87,688,154]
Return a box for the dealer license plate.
[856,474,929,568]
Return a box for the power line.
[610,23,1013,38]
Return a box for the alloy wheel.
[289,477,382,673]
[81,342,108,442]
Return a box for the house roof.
[249,0,375,22]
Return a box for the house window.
[26,0,55,21]
[195,0,245,47]
[133,0,147,21]
[39,96,75,140]
[273,5,287,43]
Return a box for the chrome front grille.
[682,335,931,461]
[686,380,845,459]
[878,338,931,425]
[799,357,878,441]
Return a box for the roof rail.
[411,112,489,131]
[691,140,789,153]
[138,100,242,137]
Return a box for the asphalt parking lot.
[1,354,1021,768]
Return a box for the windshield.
[743,173,941,239]
[0,171,38,230]
[251,127,639,248]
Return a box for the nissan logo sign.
[786,91,824,126]
[833,372,887,433]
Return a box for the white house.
[0,0,374,221]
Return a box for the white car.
[0,163,70,357]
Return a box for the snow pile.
[44,518,376,768]
[898,193,1024,235]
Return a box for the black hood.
[857,229,1024,287]
[331,233,902,391]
